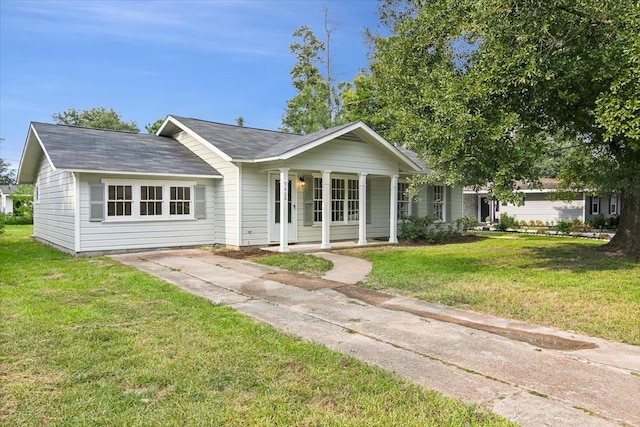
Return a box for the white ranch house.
[17,116,463,255]
[463,178,619,224]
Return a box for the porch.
[261,239,396,254]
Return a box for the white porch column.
[358,173,368,246]
[279,168,290,253]
[389,174,399,243]
[321,170,332,249]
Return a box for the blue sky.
[0,0,381,171]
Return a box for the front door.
[270,174,297,243]
[480,197,490,222]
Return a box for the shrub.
[0,213,33,225]
[590,213,606,230]
[456,215,478,232]
[607,215,620,228]
[399,215,461,243]
[496,213,519,231]
[535,220,544,227]
[571,220,592,232]
[555,220,572,234]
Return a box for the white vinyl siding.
[33,157,76,252]
[500,193,584,223]
[239,164,269,247]
[269,137,400,176]
[174,130,238,246]
[78,174,215,252]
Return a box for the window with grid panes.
[398,182,410,219]
[140,186,163,216]
[107,185,132,217]
[313,177,323,222]
[433,185,444,221]
[170,186,191,215]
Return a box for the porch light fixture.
[298,176,306,189]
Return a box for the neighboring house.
[0,185,16,214]
[17,116,464,255]
[463,178,619,224]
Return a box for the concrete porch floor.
[261,239,395,253]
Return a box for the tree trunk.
[603,186,640,258]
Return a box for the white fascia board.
[155,114,172,135]
[164,116,233,162]
[244,122,423,172]
[17,124,56,184]
[56,168,222,179]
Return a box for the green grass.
[343,233,640,345]
[0,226,513,426]
[250,253,333,276]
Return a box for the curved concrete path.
[111,249,640,427]
[312,252,372,284]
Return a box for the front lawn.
[0,226,511,426]
[343,233,640,345]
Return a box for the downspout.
[73,172,81,253]
[236,163,243,247]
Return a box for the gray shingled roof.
[0,185,17,195]
[172,116,358,160]
[32,122,220,177]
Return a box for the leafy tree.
[340,73,392,135]
[53,107,139,132]
[370,0,640,257]
[11,184,33,219]
[145,118,164,134]
[236,117,245,127]
[281,25,332,134]
[0,158,16,185]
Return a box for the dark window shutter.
[410,189,419,216]
[89,183,104,222]
[366,177,371,224]
[588,196,593,215]
[303,175,314,226]
[194,185,206,219]
[446,187,452,222]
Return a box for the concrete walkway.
[312,252,372,284]
[111,249,640,427]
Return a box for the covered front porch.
[262,238,395,253]
[270,168,403,253]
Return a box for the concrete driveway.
[111,249,640,427]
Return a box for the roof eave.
[56,168,222,179]
[17,123,56,184]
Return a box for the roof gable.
[160,116,423,172]
[18,123,221,183]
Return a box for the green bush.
[607,215,620,228]
[555,220,573,234]
[456,215,478,231]
[496,213,519,231]
[590,214,606,230]
[0,213,33,225]
[399,215,461,243]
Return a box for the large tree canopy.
[53,107,139,132]
[368,0,640,256]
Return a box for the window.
[313,177,323,222]
[398,182,410,219]
[170,186,191,215]
[592,197,600,214]
[101,180,198,221]
[433,185,444,221]
[34,180,40,204]
[107,185,132,217]
[140,186,163,216]
[313,176,359,223]
[331,178,345,221]
[347,179,359,221]
[610,195,617,215]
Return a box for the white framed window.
[34,178,40,204]
[592,197,600,214]
[397,181,411,219]
[610,195,617,215]
[313,177,323,222]
[101,179,196,221]
[313,175,359,224]
[107,185,133,217]
[170,186,191,215]
[140,185,163,216]
[433,185,444,221]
